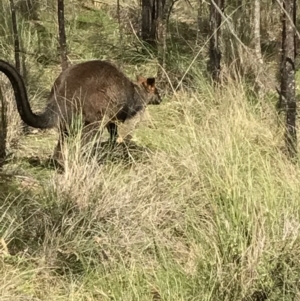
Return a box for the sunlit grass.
[1,0,300,300]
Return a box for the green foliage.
[0,0,300,300]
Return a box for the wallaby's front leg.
[106,122,118,144]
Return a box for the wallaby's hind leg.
[106,122,118,144]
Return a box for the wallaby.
[0,59,162,159]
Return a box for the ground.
[1,1,300,300]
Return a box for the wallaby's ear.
[146,77,155,87]
[136,75,146,84]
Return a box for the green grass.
[1,0,300,300]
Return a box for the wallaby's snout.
[136,76,162,105]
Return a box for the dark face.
[137,76,162,105]
[147,82,162,105]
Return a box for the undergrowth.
[0,0,300,300]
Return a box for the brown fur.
[0,59,162,159]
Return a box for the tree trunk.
[18,0,40,20]
[208,0,224,83]
[197,0,204,46]
[57,0,68,71]
[234,0,243,32]
[0,86,7,168]
[253,0,264,97]
[141,0,168,81]
[280,0,297,158]
[10,0,29,133]
[253,0,263,65]
[156,0,167,79]
[141,0,155,46]
[141,0,166,48]
[117,0,122,41]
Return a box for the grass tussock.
[1,75,300,300]
[1,0,300,299]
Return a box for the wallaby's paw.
[116,137,124,144]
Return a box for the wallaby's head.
[136,75,162,105]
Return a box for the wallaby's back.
[49,60,145,126]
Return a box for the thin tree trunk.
[280,0,297,158]
[57,0,68,71]
[140,0,167,80]
[156,0,167,79]
[10,0,29,133]
[0,85,7,168]
[117,0,122,41]
[196,0,204,46]
[253,0,263,64]
[18,0,40,20]
[141,0,166,48]
[141,0,155,47]
[208,0,224,83]
[234,0,243,32]
[253,0,264,97]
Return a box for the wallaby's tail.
[0,60,55,129]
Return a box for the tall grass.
[1,0,300,300]
[1,74,300,299]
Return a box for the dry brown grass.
[1,0,300,299]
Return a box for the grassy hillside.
[0,1,300,300]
